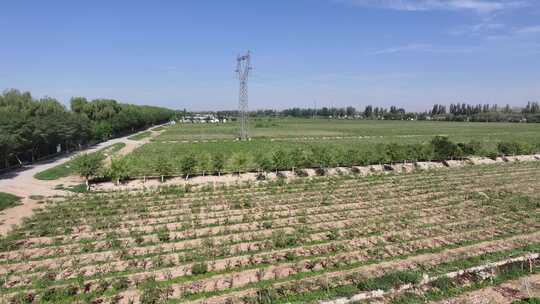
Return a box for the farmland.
[123,119,540,176]
[155,118,540,141]
[0,161,539,303]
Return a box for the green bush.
[191,262,208,275]
[431,136,460,160]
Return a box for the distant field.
[124,119,540,176]
[154,118,540,141]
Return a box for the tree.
[254,152,273,175]
[363,105,373,118]
[385,143,407,163]
[290,148,309,171]
[341,149,358,167]
[431,136,459,160]
[108,157,130,185]
[154,155,171,182]
[272,149,290,172]
[212,153,225,176]
[311,146,333,171]
[73,153,103,190]
[198,153,211,176]
[180,153,198,180]
[230,152,249,175]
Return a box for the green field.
[0,192,21,211]
[124,119,540,176]
[154,118,540,141]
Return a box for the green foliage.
[430,276,456,291]
[271,230,299,248]
[212,153,225,174]
[431,136,461,160]
[139,276,172,304]
[497,141,533,155]
[198,152,212,175]
[0,192,21,211]
[191,262,208,275]
[124,119,540,176]
[513,299,540,304]
[73,153,104,181]
[356,270,422,291]
[254,152,273,172]
[156,227,170,242]
[272,149,291,171]
[0,89,173,171]
[385,143,407,163]
[180,153,198,177]
[107,157,131,184]
[34,143,124,180]
[230,152,249,174]
[154,155,172,180]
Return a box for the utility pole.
[236,51,251,140]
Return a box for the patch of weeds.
[191,262,208,275]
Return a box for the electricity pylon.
[236,51,251,140]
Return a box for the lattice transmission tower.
[236,51,251,140]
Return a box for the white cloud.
[516,25,540,34]
[337,0,528,13]
[369,43,478,55]
[450,22,506,35]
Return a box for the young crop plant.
[191,262,209,275]
[212,152,225,176]
[272,148,291,172]
[180,153,198,179]
[154,155,172,182]
[198,152,212,176]
[230,152,250,175]
[108,157,131,185]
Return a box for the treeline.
[114,136,540,182]
[253,101,540,122]
[0,89,174,170]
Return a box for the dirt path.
[0,125,166,235]
[434,273,540,304]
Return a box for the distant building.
[180,114,226,124]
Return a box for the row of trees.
[218,102,540,122]
[0,89,175,170]
[76,136,540,187]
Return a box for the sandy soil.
[0,125,165,235]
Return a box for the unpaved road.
[0,125,165,235]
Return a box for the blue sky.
[1,0,539,111]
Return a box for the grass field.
[154,119,540,141]
[0,192,21,211]
[1,161,539,303]
[34,143,126,181]
[128,131,152,141]
[123,119,540,176]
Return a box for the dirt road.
[0,125,165,235]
